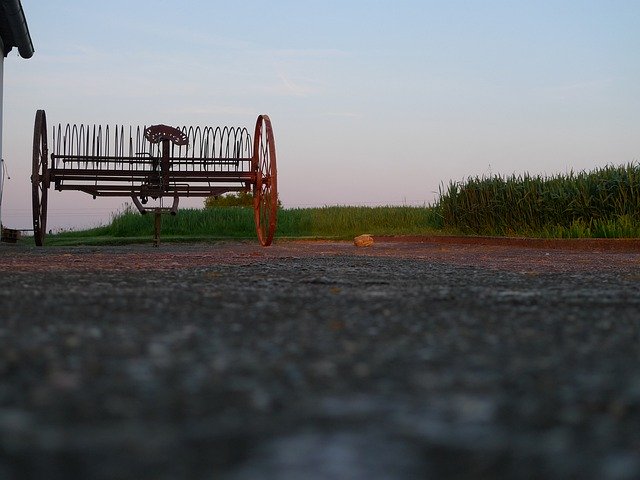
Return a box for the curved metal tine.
[192,125,201,171]
[228,126,236,165]
[81,124,87,168]
[236,126,246,169]
[245,127,251,154]
[223,126,232,170]
[241,127,249,166]
[91,124,96,160]
[96,125,102,159]
[196,125,204,172]
[143,126,158,169]
[79,124,86,168]
[224,126,230,161]
[178,126,186,172]
[51,124,56,168]
[128,126,133,169]
[241,127,251,169]
[214,126,223,161]
[246,128,252,159]
[126,126,132,168]
[145,126,152,171]
[87,124,93,169]
[63,124,72,162]
[196,125,203,162]
[231,126,239,164]
[71,124,79,168]
[135,126,143,171]
[50,124,55,166]
[53,124,61,168]
[199,126,206,161]
[132,126,139,178]
[221,126,228,162]
[192,126,199,160]
[229,126,238,171]
[168,128,175,167]
[109,125,114,170]
[233,136,242,171]
[94,125,100,186]
[151,131,160,160]
[84,124,92,169]
[174,126,188,169]
[118,125,124,170]
[169,130,176,169]
[71,123,76,166]
[181,126,190,161]
[114,125,119,170]
[231,126,238,170]
[104,124,109,157]
[138,125,147,171]
[144,126,155,172]
[234,129,242,171]
[185,126,194,169]
[232,129,239,158]
[131,126,138,173]
[144,127,151,166]
[120,125,125,169]
[80,124,87,167]
[210,126,218,169]
[202,126,212,172]
[199,126,209,180]
[61,124,67,159]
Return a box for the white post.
[0,39,4,229]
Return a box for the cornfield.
[437,163,640,237]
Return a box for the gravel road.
[1,239,639,479]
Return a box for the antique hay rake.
[31,110,278,246]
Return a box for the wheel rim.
[32,110,48,246]
[252,115,278,246]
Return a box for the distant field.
[32,163,640,245]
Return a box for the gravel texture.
[1,239,639,479]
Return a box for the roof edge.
[3,0,34,58]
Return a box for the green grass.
[29,163,640,245]
[42,205,444,245]
[276,205,443,238]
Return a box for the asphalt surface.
[1,240,639,479]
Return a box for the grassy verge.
[41,205,444,245]
[277,206,443,238]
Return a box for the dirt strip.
[1,237,639,274]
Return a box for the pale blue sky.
[2,0,639,229]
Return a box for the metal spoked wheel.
[32,109,48,246]
[252,115,278,246]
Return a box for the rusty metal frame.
[30,110,278,247]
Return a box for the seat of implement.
[144,124,188,145]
